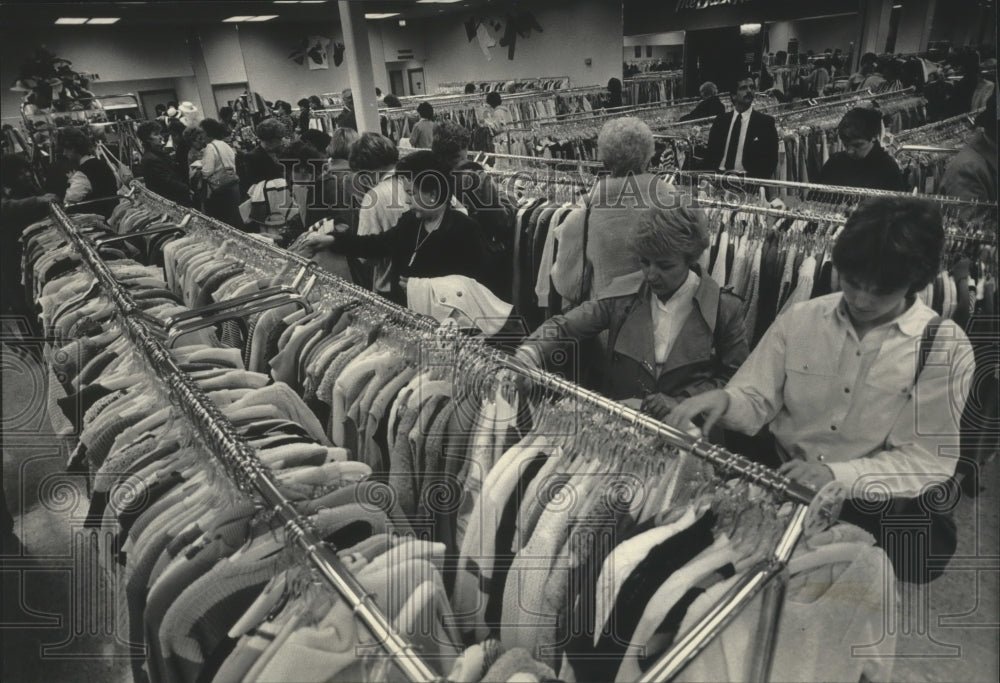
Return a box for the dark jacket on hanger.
[140,148,191,206]
[242,146,286,188]
[703,109,779,179]
[520,270,749,402]
[817,143,908,192]
[679,95,726,122]
[327,207,488,305]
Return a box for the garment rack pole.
[126,180,817,506]
[638,505,808,683]
[123,183,843,683]
[46,202,442,683]
[665,171,998,209]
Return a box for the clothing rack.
[888,108,983,148]
[45,200,442,683]
[435,76,571,94]
[666,170,998,213]
[124,179,851,682]
[656,86,921,132]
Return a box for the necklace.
[409,215,443,268]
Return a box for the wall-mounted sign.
[675,0,754,10]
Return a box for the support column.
[854,0,894,71]
[338,1,380,134]
[186,28,217,119]
[895,0,938,55]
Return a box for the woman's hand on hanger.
[294,232,335,256]
[666,389,730,435]
[640,393,679,420]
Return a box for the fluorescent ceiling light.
[87,18,121,24]
[365,13,399,19]
[416,1,465,4]
[223,16,256,22]
[247,15,279,21]
[55,18,89,24]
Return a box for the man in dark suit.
[703,75,779,179]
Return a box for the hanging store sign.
[675,0,754,10]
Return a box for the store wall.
[236,22,350,106]
[1,25,195,120]
[198,25,249,86]
[1,2,622,122]
[416,0,622,91]
[766,14,859,55]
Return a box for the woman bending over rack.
[296,154,489,306]
[670,197,975,583]
[516,198,749,431]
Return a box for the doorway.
[683,26,744,97]
[407,68,425,96]
[138,89,178,120]
[389,69,405,96]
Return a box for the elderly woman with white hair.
[550,116,677,306]
[678,81,726,122]
[518,196,749,421]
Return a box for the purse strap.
[914,315,945,384]
[209,141,235,172]
[578,198,592,303]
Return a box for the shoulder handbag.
[205,141,239,192]
[839,315,959,583]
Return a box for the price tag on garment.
[179,213,192,228]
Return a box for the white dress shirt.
[721,293,974,498]
[719,106,753,173]
[651,270,700,372]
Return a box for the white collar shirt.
[720,105,754,173]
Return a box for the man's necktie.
[724,113,743,171]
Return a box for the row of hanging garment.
[434,77,572,94]
[179,245,895,683]
[20,216,469,683]
[697,203,998,349]
[68,188,906,683]
[25,211,476,681]
[886,110,984,194]
[145,210,787,683]
[623,72,682,105]
[769,93,927,184]
[510,194,580,329]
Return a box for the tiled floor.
[2,337,998,682]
